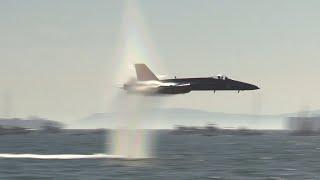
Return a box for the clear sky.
[0,0,320,123]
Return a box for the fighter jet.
[123,64,259,95]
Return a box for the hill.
[72,108,285,129]
[0,117,64,130]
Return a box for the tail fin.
[134,64,159,81]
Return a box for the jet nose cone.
[242,83,259,90]
[250,84,260,90]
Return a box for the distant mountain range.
[69,108,320,130]
[2,109,318,130]
[0,117,64,130]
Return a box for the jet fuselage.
[162,77,259,91]
[123,64,259,95]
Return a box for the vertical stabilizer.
[134,64,159,81]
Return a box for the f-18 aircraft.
[123,64,259,95]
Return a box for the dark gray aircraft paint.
[123,64,259,95]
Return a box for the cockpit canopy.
[212,74,229,80]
